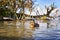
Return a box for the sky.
[33,0,60,8]
[16,0,60,16]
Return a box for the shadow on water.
[0,36,34,40]
[0,20,35,40]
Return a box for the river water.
[0,18,60,40]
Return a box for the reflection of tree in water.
[47,20,50,28]
[47,18,59,29]
[15,20,34,37]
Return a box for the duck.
[34,23,39,27]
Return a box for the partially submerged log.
[0,17,13,21]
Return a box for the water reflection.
[0,20,34,38]
[33,18,60,40]
[0,18,60,40]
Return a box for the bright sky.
[16,0,60,16]
[24,0,60,16]
[33,0,60,8]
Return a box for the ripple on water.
[0,19,60,40]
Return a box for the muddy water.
[0,19,60,40]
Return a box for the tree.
[16,0,33,20]
[45,3,56,17]
[0,0,33,20]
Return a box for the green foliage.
[0,7,14,17]
[0,0,33,20]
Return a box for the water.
[0,18,60,40]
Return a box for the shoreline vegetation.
[0,15,53,21]
[0,0,59,21]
